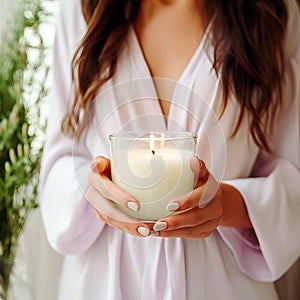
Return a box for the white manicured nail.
[167,202,180,212]
[153,221,167,231]
[127,202,139,212]
[137,227,150,237]
[199,202,209,208]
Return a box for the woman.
[39,0,300,299]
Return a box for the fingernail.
[166,202,180,212]
[127,201,139,212]
[137,227,150,237]
[153,221,167,231]
[199,201,210,209]
[90,162,98,174]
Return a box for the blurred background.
[0,0,299,300]
[0,0,62,299]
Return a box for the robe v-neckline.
[127,23,211,129]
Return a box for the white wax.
[111,149,194,221]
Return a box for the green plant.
[0,0,54,298]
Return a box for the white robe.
[39,0,300,299]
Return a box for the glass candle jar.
[109,131,197,221]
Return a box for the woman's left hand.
[151,157,224,238]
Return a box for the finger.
[90,156,140,211]
[88,172,140,212]
[156,220,218,239]
[85,187,151,237]
[189,156,209,187]
[155,198,223,232]
[90,156,111,176]
[166,175,221,212]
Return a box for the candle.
[109,132,197,221]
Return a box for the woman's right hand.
[85,156,152,237]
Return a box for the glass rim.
[109,131,197,142]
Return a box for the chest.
[139,32,204,117]
[134,14,206,117]
[139,31,202,81]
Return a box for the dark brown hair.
[62,0,287,151]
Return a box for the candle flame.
[150,132,155,155]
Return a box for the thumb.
[198,175,221,208]
[189,156,209,187]
[90,156,111,175]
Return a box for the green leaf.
[0,0,54,260]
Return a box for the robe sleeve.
[217,0,300,282]
[38,0,105,255]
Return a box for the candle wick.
[151,150,155,155]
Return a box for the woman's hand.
[151,157,224,238]
[152,156,253,237]
[85,156,153,237]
